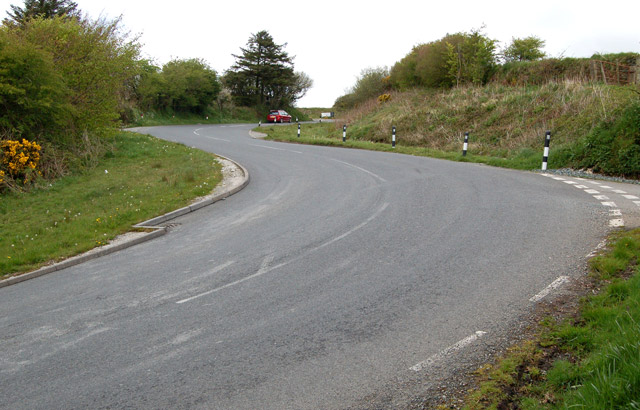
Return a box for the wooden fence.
[590,59,639,85]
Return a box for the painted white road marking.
[249,144,302,154]
[634,201,640,207]
[330,159,387,182]
[587,240,608,258]
[623,195,639,200]
[610,219,625,227]
[563,180,577,185]
[575,185,590,189]
[584,189,600,194]
[601,202,618,207]
[411,331,487,372]
[612,189,627,194]
[593,195,609,200]
[177,203,390,304]
[530,276,570,302]
[610,209,622,216]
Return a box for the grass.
[130,107,259,127]
[0,131,222,277]
[259,122,543,171]
[451,228,640,409]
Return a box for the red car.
[267,110,292,123]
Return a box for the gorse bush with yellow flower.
[0,138,42,189]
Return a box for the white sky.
[3,0,639,107]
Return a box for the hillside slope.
[337,81,639,177]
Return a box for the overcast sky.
[2,0,639,107]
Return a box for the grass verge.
[259,122,542,170]
[0,131,222,278]
[446,228,640,409]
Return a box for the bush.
[0,138,42,189]
[573,100,640,177]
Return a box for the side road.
[0,155,249,289]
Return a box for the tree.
[4,0,79,26]
[503,36,545,62]
[161,58,221,113]
[0,15,142,146]
[445,28,498,86]
[225,30,311,108]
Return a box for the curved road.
[2,123,638,409]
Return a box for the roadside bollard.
[392,126,396,148]
[463,132,469,156]
[298,123,301,138]
[343,125,347,142]
[541,131,551,171]
[258,120,261,127]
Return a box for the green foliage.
[1,16,142,143]
[445,28,498,86]
[503,36,546,62]
[389,28,497,90]
[0,27,71,138]
[572,100,640,178]
[138,58,221,114]
[0,131,222,276]
[224,30,311,108]
[492,58,591,85]
[0,14,142,178]
[334,67,390,109]
[592,52,640,66]
[4,0,79,26]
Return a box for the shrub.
[573,100,640,177]
[0,138,42,189]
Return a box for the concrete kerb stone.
[249,130,268,139]
[0,154,249,289]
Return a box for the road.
[2,123,637,409]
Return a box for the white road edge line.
[411,331,487,372]
[587,239,608,258]
[530,276,570,303]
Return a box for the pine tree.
[225,30,310,108]
[4,0,79,26]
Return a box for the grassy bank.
[263,82,640,177]
[260,122,544,170]
[449,228,640,409]
[0,132,222,277]
[129,107,259,127]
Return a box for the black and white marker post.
[297,123,301,138]
[392,126,396,148]
[541,131,551,171]
[343,125,347,142]
[462,132,469,156]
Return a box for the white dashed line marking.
[612,189,627,194]
[584,189,600,194]
[530,276,570,302]
[410,331,487,372]
[563,180,577,185]
[610,209,622,216]
[594,195,609,200]
[610,219,625,227]
[601,202,618,207]
[575,185,590,189]
[623,195,639,200]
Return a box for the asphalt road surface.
[3,123,637,409]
